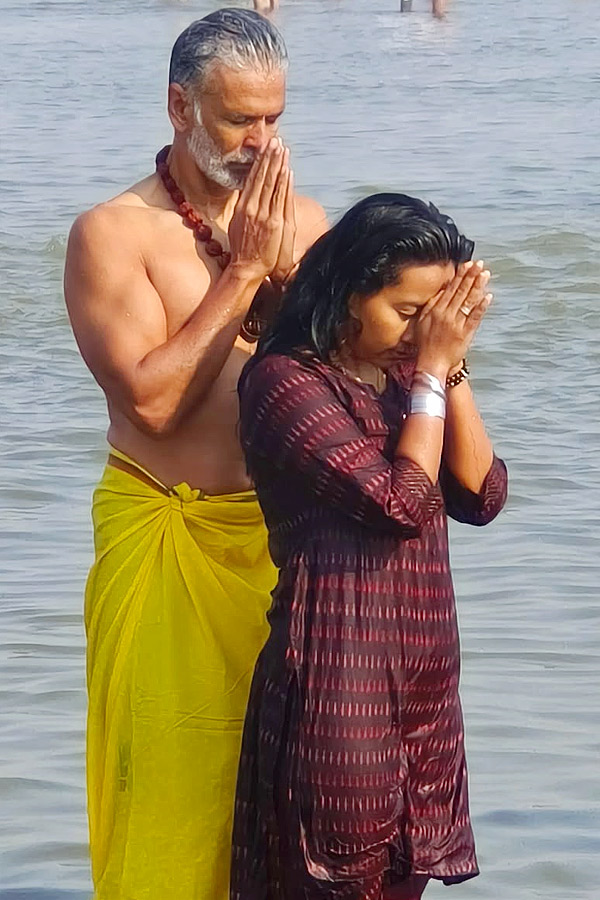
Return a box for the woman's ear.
[348,294,361,320]
[343,296,363,344]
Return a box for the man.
[400,0,448,16]
[64,9,327,900]
[254,0,279,12]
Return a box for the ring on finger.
[459,304,472,317]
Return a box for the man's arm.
[65,140,291,437]
[64,206,263,438]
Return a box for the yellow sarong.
[85,449,276,900]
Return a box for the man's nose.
[243,120,269,151]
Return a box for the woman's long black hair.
[253,193,474,367]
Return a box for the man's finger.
[258,144,286,214]
[283,167,296,228]
[270,150,290,218]
[274,170,296,276]
[236,153,264,210]
[278,170,296,251]
[238,153,261,205]
[243,139,278,213]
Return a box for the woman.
[231,194,508,900]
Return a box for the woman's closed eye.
[395,306,419,320]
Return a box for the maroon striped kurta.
[231,354,507,899]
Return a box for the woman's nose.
[402,321,415,343]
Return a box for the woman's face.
[346,262,456,368]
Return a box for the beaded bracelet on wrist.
[446,359,470,389]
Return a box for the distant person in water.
[254,0,279,13]
[401,0,448,16]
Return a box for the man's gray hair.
[169,8,288,91]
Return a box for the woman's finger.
[457,272,491,325]
[420,269,461,320]
[448,261,486,316]
[434,262,471,313]
[421,261,470,320]
[464,292,493,333]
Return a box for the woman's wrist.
[415,353,451,383]
[409,369,447,420]
[446,359,470,389]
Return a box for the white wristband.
[412,370,446,398]
[408,389,446,419]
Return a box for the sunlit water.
[1,0,599,897]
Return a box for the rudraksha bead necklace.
[155,145,232,270]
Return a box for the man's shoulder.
[294,192,328,235]
[68,175,164,254]
[64,182,165,304]
[292,192,329,257]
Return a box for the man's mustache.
[226,151,257,166]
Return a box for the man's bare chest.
[143,218,230,336]
[141,220,254,393]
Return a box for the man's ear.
[168,83,193,134]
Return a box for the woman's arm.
[396,261,492,484]
[444,379,494,492]
[438,378,507,525]
[399,260,507,524]
[241,355,444,539]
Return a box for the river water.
[1,0,599,897]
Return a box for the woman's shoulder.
[243,352,339,392]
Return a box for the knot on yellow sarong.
[170,482,204,506]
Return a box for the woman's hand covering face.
[415,261,492,372]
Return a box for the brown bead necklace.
[156,144,276,344]
[155,145,231,270]
[155,145,270,343]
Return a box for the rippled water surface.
[1,0,599,897]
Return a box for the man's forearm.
[443,382,494,492]
[131,265,263,435]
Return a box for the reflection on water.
[1,0,599,897]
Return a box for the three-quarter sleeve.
[240,355,444,539]
[439,455,508,526]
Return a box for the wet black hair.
[253,192,474,365]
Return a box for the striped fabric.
[231,354,508,899]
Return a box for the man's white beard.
[187,110,256,191]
